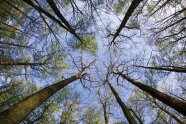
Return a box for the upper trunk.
[46,0,82,42]
[136,65,186,73]
[111,0,143,43]
[0,61,44,66]
[117,72,186,116]
[155,102,184,124]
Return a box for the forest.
[0,0,186,123]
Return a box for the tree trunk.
[128,108,143,124]
[0,61,44,66]
[111,0,143,43]
[117,72,186,115]
[102,103,108,124]
[0,41,30,48]
[107,81,137,124]
[46,0,82,42]
[22,0,68,30]
[156,103,185,124]
[0,73,83,123]
[136,65,186,73]
[22,0,82,42]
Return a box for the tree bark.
[0,72,84,123]
[111,0,143,43]
[0,61,44,66]
[0,41,30,48]
[155,102,185,124]
[117,72,186,115]
[102,103,108,124]
[22,0,82,42]
[136,65,186,73]
[22,0,68,31]
[107,81,137,124]
[128,108,143,124]
[46,0,82,42]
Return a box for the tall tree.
[107,81,137,124]
[0,0,185,123]
[0,72,85,123]
[135,65,186,73]
[114,71,186,115]
[111,0,143,44]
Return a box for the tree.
[82,106,102,124]
[0,0,185,123]
[111,0,143,44]
[128,86,185,124]
[135,65,186,73]
[107,81,137,124]
[60,92,81,124]
[0,72,85,123]
[114,71,186,115]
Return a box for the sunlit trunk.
[0,73,83,123]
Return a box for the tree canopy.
[0,0,185,123]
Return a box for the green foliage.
[54,87,71,103]
[0,78,71,123]
[64,0,70,5]
[113,0,127,14]
[114,4,124,14]
[83,107,102,124]
[0,0,185,123]
[0,80,27,112]
[114,121,127,124]
[71,34,98,54]
[128,19,140,29]
[147,4,153,13]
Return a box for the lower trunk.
[118,72,186,116]
[107,81,137,124]
[0,73,83,123]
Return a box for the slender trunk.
[46,0,82,42]
[30,104,51,123]
[111,0,143,43]
[150,0,171,16]
[136,65,186,73]
[0,73,83,123]
[107,81,137,124]
[102,103,108,124]
[0,41,30,48]
[22,0,82,42]
[153,101,185,124]
[22,0,68,30]
[117,72,186,115]
[128,108,143,124]
[0,61,44,66]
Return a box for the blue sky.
[1,0,185,123]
